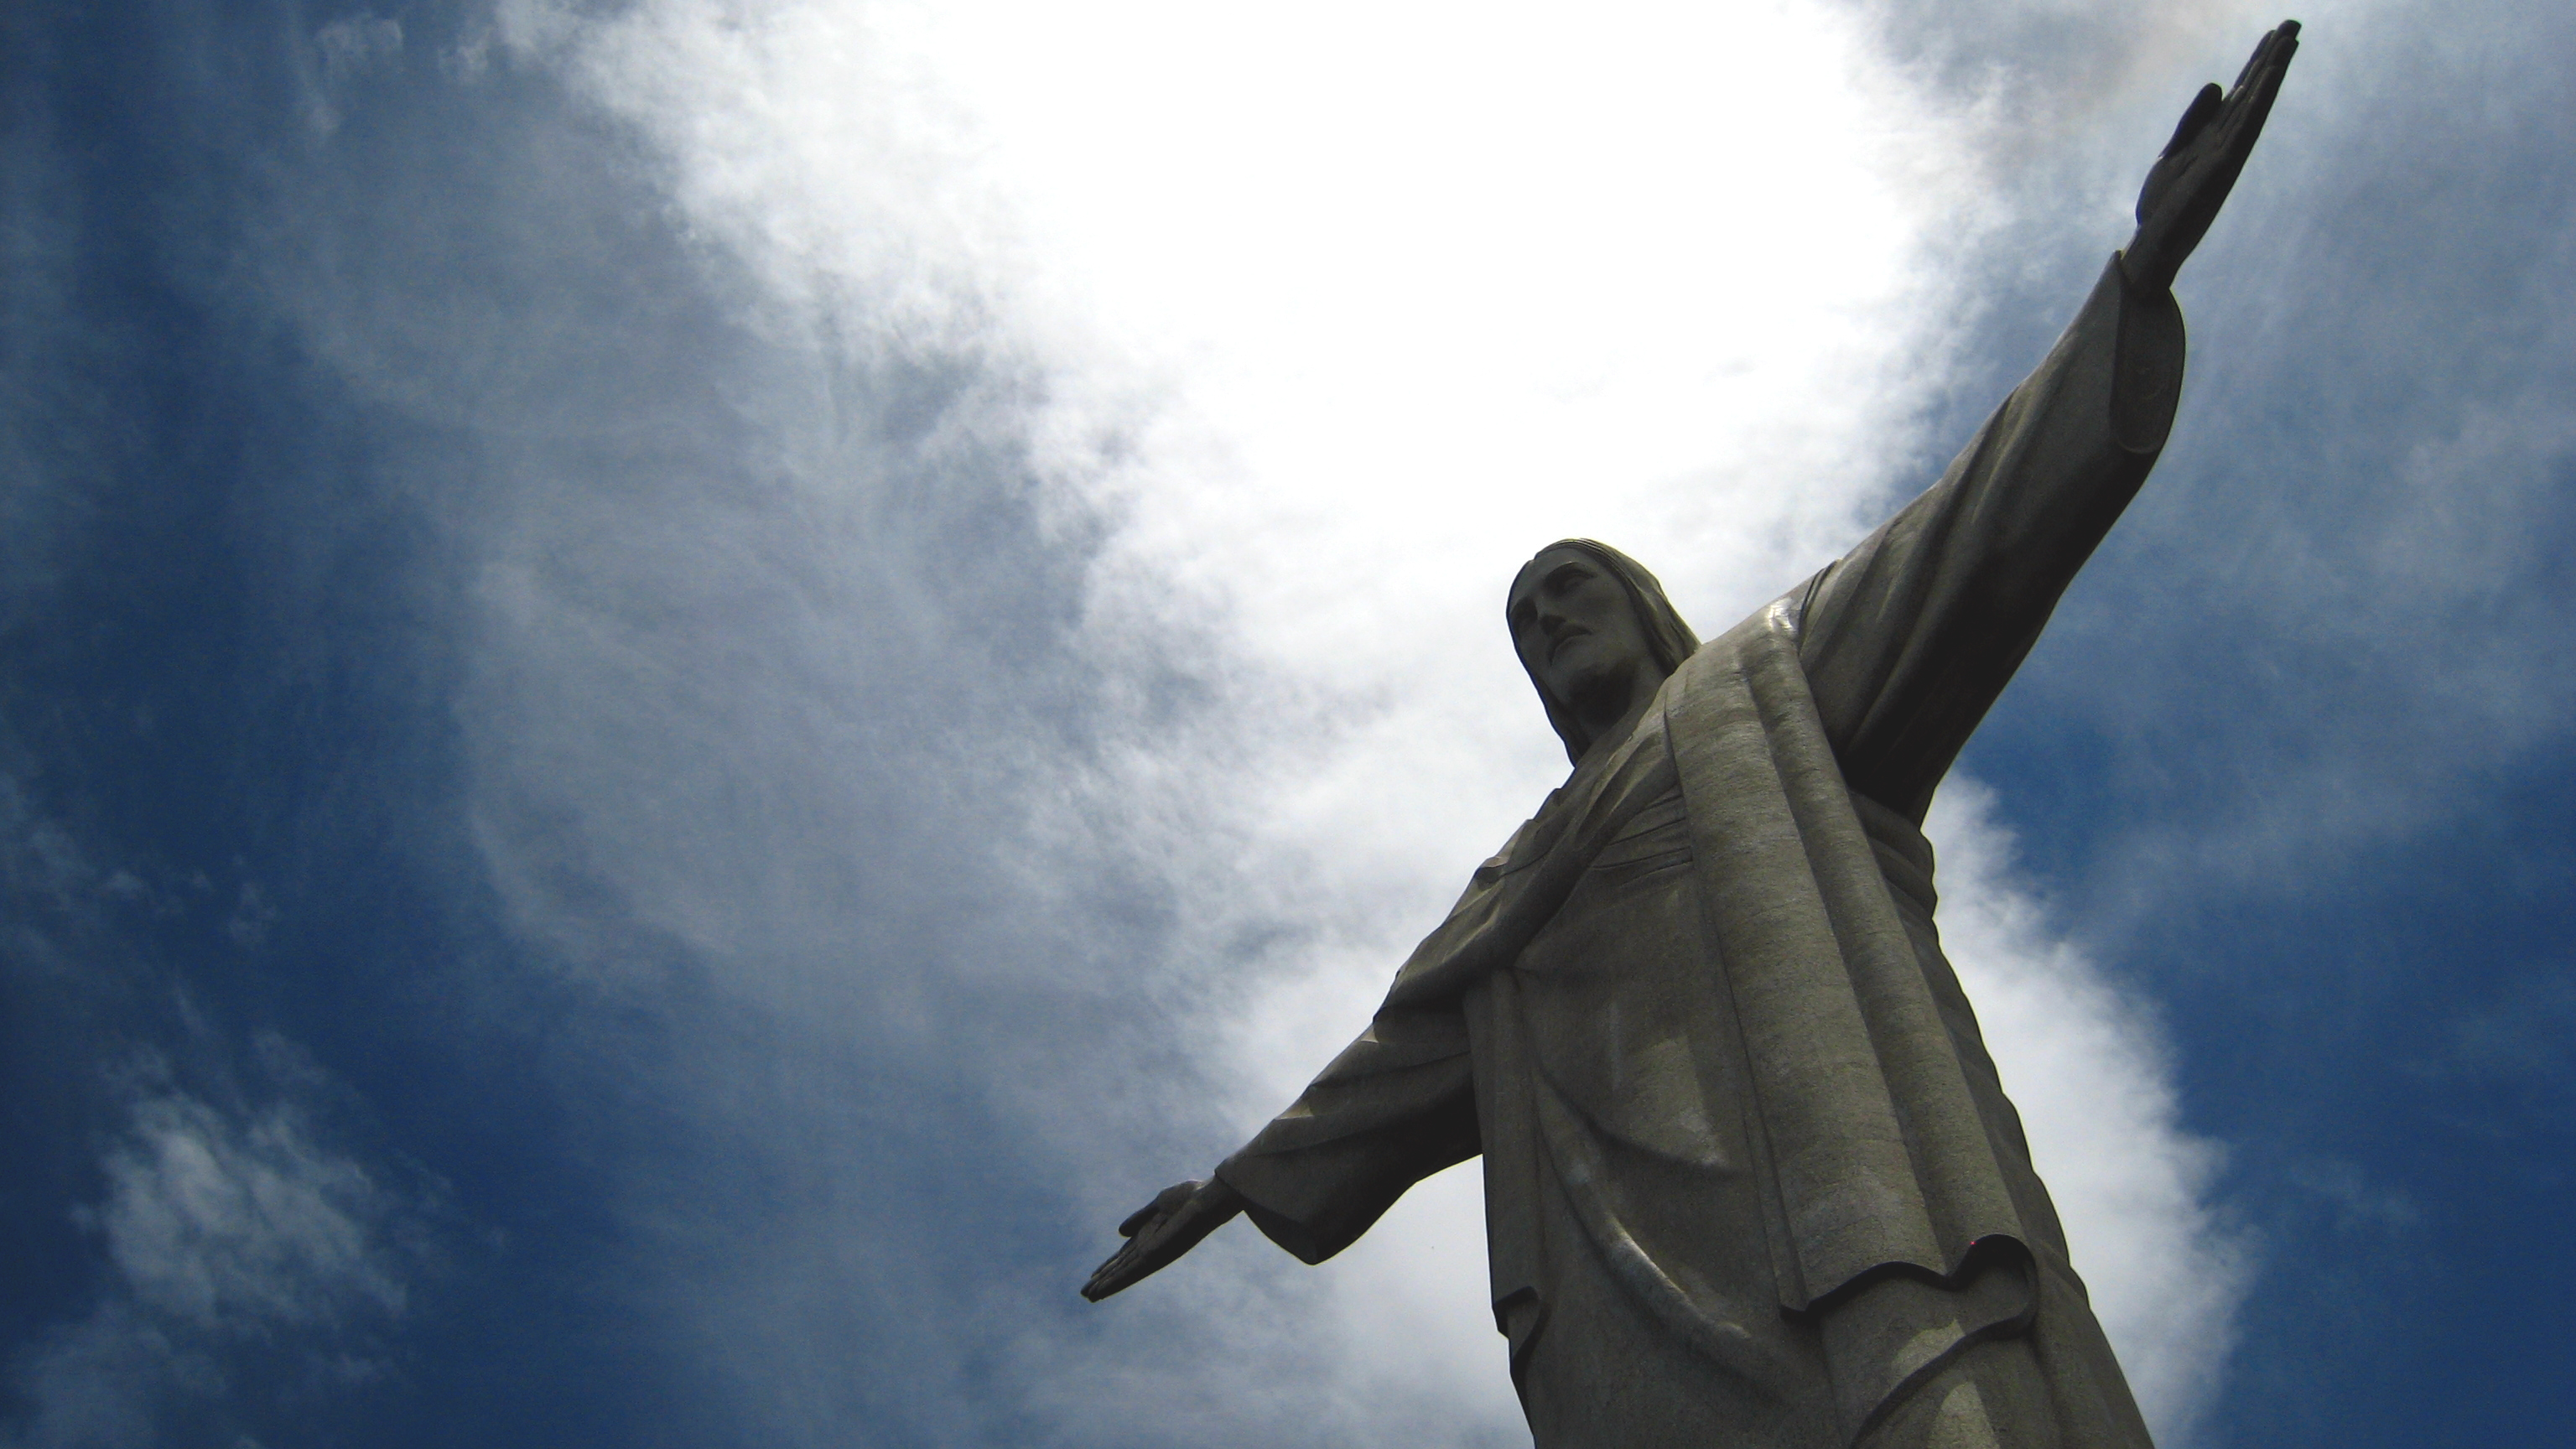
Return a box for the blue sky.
[3,2,2571,1446]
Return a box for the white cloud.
[0,1302,184,1449]
[0,778,418,1429]
[2,1028,419,1449]
[454,0,2265,1441]
[308,13,406,133]
[96,1090,408,1333]
[1923,779,2251,1444]
[318,13,405,83]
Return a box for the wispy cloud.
[7,1077,423,1449]
[0,780,431,1446]
[1924,782,2251,1441]
[440,1,2267,1441]
[1878,0,2576,917]
[94,1086,410,1333]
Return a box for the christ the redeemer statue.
[1086,24,2301,1447]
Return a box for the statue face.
[1509,547,1654,711]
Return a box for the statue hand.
[2124,20,2302,293]
[1081,1177,1246,1301]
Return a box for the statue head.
[1508,540,1699,765]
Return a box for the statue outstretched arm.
[1796,23,2298,819]
[1084,1005,1478,1300]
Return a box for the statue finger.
[2230,32,2268,92]
[2246,27,2298,103]
[2216,39,2293,154]
[1089,1237,1153,1291]
[2163,83,2224,158]
[2232,20,2294,92]
[2232,23,2300,108]
[1083,1254,1130,1300]
[2261,29,2301,102]
[1089,1239,1175,1301]
[1118,1202,1161,1238]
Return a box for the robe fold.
[1218,256,2185,1447]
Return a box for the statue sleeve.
[1795,253,2187,821]
[1213,1005,1480,1265]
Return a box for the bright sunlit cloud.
[491,0,2249,1441]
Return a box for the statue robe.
[1217,255,2187,1448]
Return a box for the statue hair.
[1511,539,1701,766]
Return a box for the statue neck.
[1568,664,1668,768]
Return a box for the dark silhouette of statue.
[1087,23,2301,1447]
